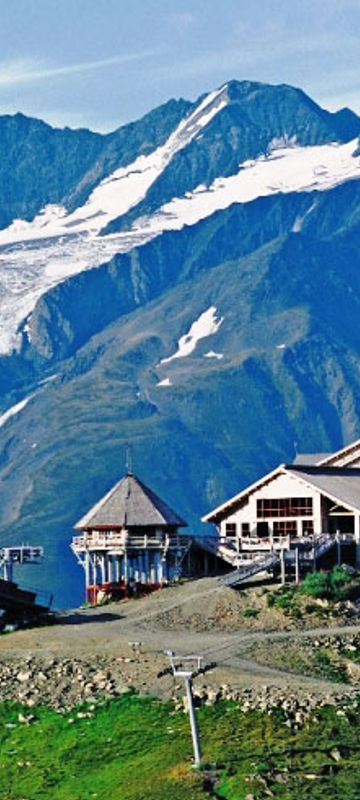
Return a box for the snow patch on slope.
[0,392,36,430]
[204,350,224,360]
[0,107,359,355]
[133,139,360,235]
[0,87,228,354]
[161,307,223,364]
[156,377,172,387]
[0,86,228,247]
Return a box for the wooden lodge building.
[201,438,360,585]
[71,472,189,603]
[71,437,360,601]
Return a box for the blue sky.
[0,0,359,132]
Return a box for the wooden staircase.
[196,536,242,567]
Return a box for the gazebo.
[71,472,189,604]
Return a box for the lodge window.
[257,521,269,538]
[257,497,313,517]
[225,523,237,537]
[302,519,314,536]
[273,520,297,536]
[241,523,250,537]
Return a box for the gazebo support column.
[144,549,150,583]
[100,554,106,586]
[157,555,163,585]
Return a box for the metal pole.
[184,675,201,767]
[280,549,286,585]
[336,530,341,566]
[295,547,300,584]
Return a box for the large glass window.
[302,520,314,536]
[273,520,297,537]
[257,497,313,517]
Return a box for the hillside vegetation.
[1,694,360,799]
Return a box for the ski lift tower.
[0,545,44,582]
[166,651,203,766]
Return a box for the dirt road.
[0,577,359,702]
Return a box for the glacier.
[0,85,359,355]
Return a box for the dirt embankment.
[0,577,359,714]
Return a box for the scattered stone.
[17,671,31,683]
[330,747,342,762]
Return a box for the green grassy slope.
[1,695,360,799]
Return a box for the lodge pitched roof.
[75,473,187,530]
[292,453,330,466]
[203,461,360,524]
[288,465,360,514]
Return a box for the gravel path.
[0,577,359,704]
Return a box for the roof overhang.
[202,464,360,524]
[202,464,287,523]
[318,438,360,466]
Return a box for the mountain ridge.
[0,79,359,605]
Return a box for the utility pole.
[166,651,202,767]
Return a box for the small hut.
[71,472,189,603]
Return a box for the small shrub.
[243,607,259,618]
[273,594,293,611]
[289,606,302,620]
[313,649,349,683]
[299,566,360,603]
[298,571,330,599]
[266,585,295,614]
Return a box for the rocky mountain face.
[0,80,359,607]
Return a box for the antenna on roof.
[125,443,133,475]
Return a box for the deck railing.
[198,531,356,568]
[71,533,191,552]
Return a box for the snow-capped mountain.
[0,80,360,606]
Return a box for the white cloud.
[0,49,165,89]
